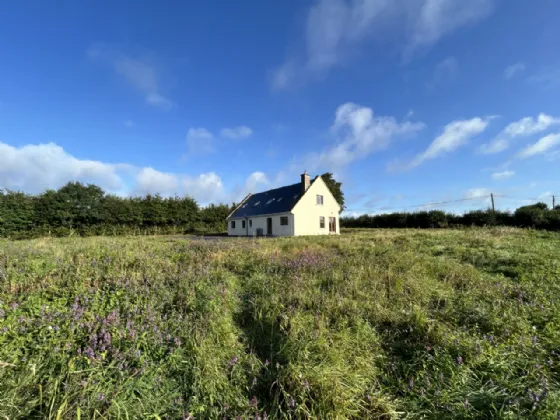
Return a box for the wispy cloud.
[528,67,560,89]
[272,0,495,89]
[391,117,491,171]
[315,102,425,168]
[479,113,560,154]
[491,170,514,180]
[185,128,215,157]
[220,126,253,140]
[88,45,175,110]
[427,56,458,88]
[504,62,526,80]
[517,133,560,159]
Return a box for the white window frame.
[316,194,324,205]
[319,216,325,228]
[280,216,289,226]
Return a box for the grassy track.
[1,228,559,418]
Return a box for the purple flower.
[456,355,463,365]
[174,337,181,347]
[262,412,268,420]
[85,347,95,359]
[228,356,238,367]
[264,359,269,367]
[289,396,295,409]
[249,396,258,407]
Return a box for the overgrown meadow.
[1,229,559,419]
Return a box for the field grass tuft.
[1,228,559,418]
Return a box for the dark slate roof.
[229,183,304,219]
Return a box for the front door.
[329,217,336,233]
[267,217,273,235]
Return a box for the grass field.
[1,228,559,419]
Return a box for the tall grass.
[1,228,559,418]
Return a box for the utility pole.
[491,193,495,213]
[554,195,556,209]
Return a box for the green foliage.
[342,207,560,231]
[0,182,229,238]
[1,229,559,418]
[320,172,345,211]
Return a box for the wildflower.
[229,355,238,366]
[0,308,5,319]
[252,377,258,388]
[456,355,463,365]
[425,345,431,351]
[262,412,268,420]
[408,377,414,389]
[174,337,181,347]
[264,359,269,367]
[303,379,310,391]
[98,392,104,401]
[289,396,295,409]
[249,396,258,407]
[85,347,95,359]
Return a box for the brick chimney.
[301,171,310,194]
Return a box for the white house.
[227,172,341,236]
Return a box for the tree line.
[0,182,235,238]
[340,203,560,231]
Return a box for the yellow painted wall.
[292,177,341,236]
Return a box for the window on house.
[266,198,275,204]
[254,201,260,206]
[316,194,324,205]
[280,216,289,226]
[277,197,283,202]
[319,216,325,228]
[249,219,252,227]
[231,221,236,229]
[242,220,246,228]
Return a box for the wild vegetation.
[0,173,345,239]
[1,228,559,418]
[341,204,560,231]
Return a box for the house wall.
[292,177,341,236]
[227,213,294,236]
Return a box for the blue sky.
[1,0,559,214]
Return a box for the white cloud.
[272,0,494,88]
[479,113,560,154]
[186,128,215,157]
[315,102,425,168]
[220,126,253,140]
[88,45,174,110]
[0,142,124,194]
[491,170,514,180]
[135,167,179,196]
[181,172,225,204]
[465,188,491,199]
[517,133,560,159]
[504,62,526,80]
[394,117,490,170]
[0,140,266,206]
